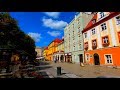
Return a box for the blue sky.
[10,12,79,47]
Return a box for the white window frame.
[115,15,120,25]
[91,28,96,35]
[86,53,90,61]
[104,54,113,64]
[100,12,105,18]
[103,37,109,44]
[101,23,107,31]
[78,27,81,33]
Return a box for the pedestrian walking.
[54,58,57,63]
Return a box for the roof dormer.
[92,19,96,24]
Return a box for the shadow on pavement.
[36,66,52,70]
[39,61,50,65]
[61,73,67,75]
[37,71,50,78]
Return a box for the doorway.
[60,55,64,62]
[93,53,100,65]
[79,54,83,63]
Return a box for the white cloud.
[47,31,61,37]
[42,18,68,30]
[28,32,41,42]
[44,12,60,18]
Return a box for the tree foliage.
[0,12,36,60]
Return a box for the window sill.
[92,46,97,50]
[84,47,88,51]
[102,43,109,47]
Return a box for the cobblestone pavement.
[2,60,120,78]
[35,61,81,78]
[36,61,120,78]
[48,61,120,78]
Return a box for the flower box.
[102,43,109,47]
[84,47,88,51]
[92,45,97,50]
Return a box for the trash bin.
[57,67,61,76]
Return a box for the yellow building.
[46,38,62,61]
[53,38,64,62]
[43,47,48,60]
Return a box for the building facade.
[46,38,62,61]
[64,12,94,64]
[82,12,120,67]
[53,38,64,62]
[35,47,42,58]
[43,47,48,60]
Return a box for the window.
[91,28,96,35]
[86,54,89,61]
[73,30,74,35]
[116,15,120,25]
[79,43,82,49]
[78,27,80,32]
[105,55,112,64]
[102,36,109,47]
[92,39,97,49]
[84,42,88,50]
[92,39,97,46]
[103,36,108,43]
[84,32,87,38]
[92,19,96,24]
[73,37,75,40]
[100,12,105,18]
[101,23,107,31]
[78,18,80,23]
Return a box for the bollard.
[57,67,61,76]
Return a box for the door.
[79,54,83,63]
[93,53,100,65]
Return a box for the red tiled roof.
[53,38,62,43]
[45,47,48,50]
[83,14,97,31]
[82,12,120,33]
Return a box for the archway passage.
[93,53,100,65]
[60,55,64,62]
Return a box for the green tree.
[0,12,36,61]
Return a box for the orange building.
[46,38,62,61]
[82,12,120,67]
